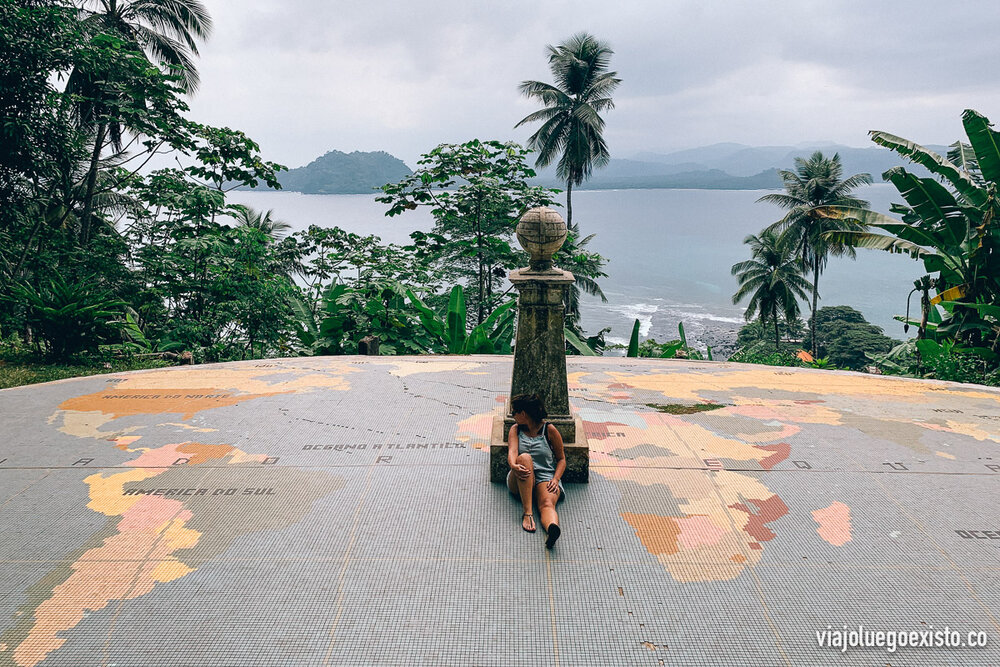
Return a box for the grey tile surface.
[0,356,998,665]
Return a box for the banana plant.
[818,109,1000,356]
[406,285,516,354]
[625,319,703,359]
[287,284,353,355]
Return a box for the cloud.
[186,0,1000,167]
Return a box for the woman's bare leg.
[507,453,535,530]
[536,483,560,532]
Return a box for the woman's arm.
[508,424,519,468]
[508,425,530,480]
[547,423,566,490]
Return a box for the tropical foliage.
[812,305,899,370]
[757,151,872,356]
[7,3,617,371]
[730,229,811,351]
[819,109,1000,381]
[622,321,711,360]
[516,32,621,228]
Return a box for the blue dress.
[515,421,565,498]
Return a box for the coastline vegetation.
[0,7,611,382]
[728,115,1000,386]
[1,3,996,389]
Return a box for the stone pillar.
[490,207,589,483]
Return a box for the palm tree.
[554,218,608,337]
[757,151,871,356]
[515,32,620,228]
[77,0,213,93]
[230,205,292,242]
[72,0,213,244]
[731,229,811,351]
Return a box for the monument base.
[490,415,589,484]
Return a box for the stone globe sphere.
[516,207,567,269]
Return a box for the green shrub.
[8,273,125,358]
[729,340,802,366]
[813,306,899,370]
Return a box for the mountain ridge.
[243,142,953,194]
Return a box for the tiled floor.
[0,356,998,665]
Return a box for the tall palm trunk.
[566,178,573,228]
[811,249,820,357]
[80,121,107,245]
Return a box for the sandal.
[545,523,561,549]
[521,513,537,533]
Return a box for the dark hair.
[511,393,547,422]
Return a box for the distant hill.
[530,163,781,190]
[526,140,952,192]
[633,142,950,180]
[241,150,412,194]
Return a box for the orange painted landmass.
[622,512,681,555]
[59,388,289,420]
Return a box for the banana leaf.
[287,293,319,342]
[929,285,966,306]
[869,130,987,207]
[658,341,684,358]
[405,287,444,339]
[446,285,466,354]
[463,324,493,354]
[817,206,946,252]
[947,141,982,181]
[916,339,949,361]
[883,168,968,248]
[822,230,930,259]
[938,300,1000,320]
[627,319,640,357]
[491,317,515,354]
[892,315,940,333]
[480,299,515,331]
[962,109,1000,186]
[565,327,598,356]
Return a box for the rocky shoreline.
[692,322,742,360]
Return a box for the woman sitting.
[506,393,565,549]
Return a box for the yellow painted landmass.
[387,360,485,377]
[607,368,1000,404]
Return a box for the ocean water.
[228,185,925,349]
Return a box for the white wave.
[609,302,658,336]
[665,310,745,325]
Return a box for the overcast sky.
[187,1,1000,169]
